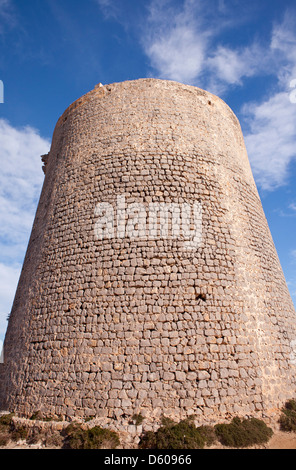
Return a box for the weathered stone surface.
[1,78,296,427]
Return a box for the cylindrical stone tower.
[1,78,296,426]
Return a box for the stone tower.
[1,79,296,426]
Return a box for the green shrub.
[0,434,9,447]
[0,413,14,446]
[11,425,29,442]
[63,424,120,449]
[198,425,217,447]
[0,425,10,446]
[43,432,64,448]
[139,417,216,449]
[0,413,14,426]
[63,424,85,449]
[215,417,273,448]
[30,411,43,421]
[30,411,61,422]
[279,399,296,432]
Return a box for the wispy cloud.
[142,0,215,86]
[270,12,296,86]
[274,202,296,218]
[140,2,296,191]
[95,0,120,20]
[207,42,269,88]
[0,0,16,32]
[141,0,269,91]
[243,13,296,191]
[0,119,50,340]
[0,119,50,262]
[0,262,21,338]
[143,0,210,84]
[243,91,296,190]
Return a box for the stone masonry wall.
[1,79,296,426]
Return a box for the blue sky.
[0,0,296,343]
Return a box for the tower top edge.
[54,78,240,134]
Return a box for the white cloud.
[207,42,268,86]
[208,46,246,85]
[142,1,271,91]
[0,119,50,259]
[146,25,207,84]
[0,262,21,340]
[242,14,296,191]
[142,0,211,85]
[270,11,296,85]
[0,119,50,340]
[243,92,296,190]
[141,3,296,191]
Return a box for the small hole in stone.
[208,100,212,105]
